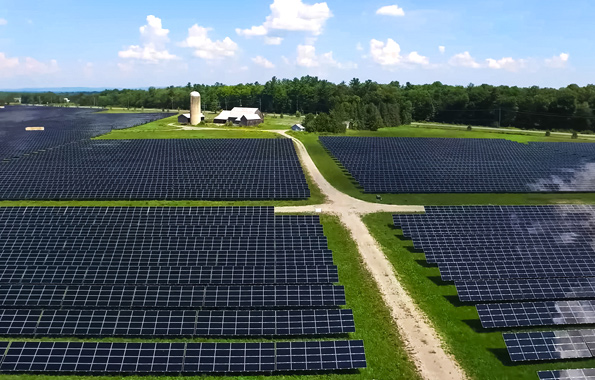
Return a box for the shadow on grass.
[429,275,451,286]
[415,259,438,268]
[444,295,470,307]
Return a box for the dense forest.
[4,77,595,131]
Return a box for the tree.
[363,104,383,131]
[303,113,316,132]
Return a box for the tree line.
[4,77,595,132]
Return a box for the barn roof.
[241,114,262,121]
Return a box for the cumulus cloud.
[0,52,59,77]
[486,56,526,72]
[236,0,332,43]
[252,55,275,68]
[369,38,429,67]
[265,36,283,45]
[438,45,445,54]
[296,44,356,69]
[376,5,405,17]
[180,24,238,60]
[0,19,7,26]
[119,15,178,63]
[545,53,570,68]
[406,51,429,65]
[448,51,481,68]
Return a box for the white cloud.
[486,56,526,72]
[0,52,59,78]
[356,42,363,51]
[296,45,319,67]
[0,19,7,26]
[370,38,402,65]
[545,53,569,68]
[119,15,178,63]
[406,51,429,65]
[180,24,238,60]
[252,55,275,68]
[376,5,405,17]
[439,45,445,54]
[448,51,481,68]
[83,62,94,77]
[369,38,428,68]
[118,45,177,62]
[265,36,283,45]
[235,25,267,37]
[236,0,332,44]
[296,44,356,69]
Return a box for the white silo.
[190,91,201,125]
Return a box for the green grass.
[363,212,595,380]
[95,116,281,139]
[97,107,177,114]
[290,126,595,205]
[0,214,419,380]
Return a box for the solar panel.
[477,300,595,328]
[0,265,339,285]
[539,368,595,380]
[275,340,367,371]
[0,340,366,373]
[0,106,172,160]
[0,206,366,374]
[322,136,595,193]
[0,309,355,337]
[503,330,595,362]
[455,278,595,302]
[0,139,310,200]
[439,261,595,281]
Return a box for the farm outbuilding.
[292,124,305,131]
[214,107,263,126]
[178,112,204,125]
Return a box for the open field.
[363,212,595,380]
[290,127,595,205]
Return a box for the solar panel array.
[0,105,171,160]
[0,340,366,373]
[0,139,309,200]
[0,207,365,374]
[321,136,595,193]
[394,205,595,375]
[539,368,595,380]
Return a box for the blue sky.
[0,0,592,88]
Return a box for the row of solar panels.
[0,284,346,308]
[0,340,366,373]
[0,309,355,337]
[0,251,335,266]
[0,265,339,285]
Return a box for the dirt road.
[175,124,465,379]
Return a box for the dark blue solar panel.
[322,136,595,193]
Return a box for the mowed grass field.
[364,212,595,380]
[290,126,595,205]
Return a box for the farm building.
[292,124,305,131]
[178,112,204,124]
[214,107,263,126]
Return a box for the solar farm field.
[320,136,595,193]
[0,106,172,160]
[0,139,309,200]
[365,206,595,380]
[0,206,363,374]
